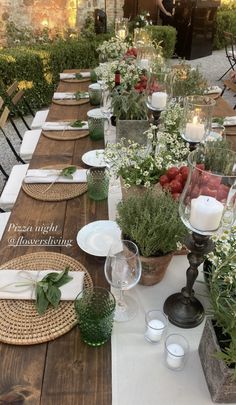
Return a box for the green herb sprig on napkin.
[75,73,83,79]
[70,119,86,128]
[36,267,73,315]
[75,91,89,100]
[60,166,77,179]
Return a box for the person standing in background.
[157,0,174,25]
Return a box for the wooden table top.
[0,79,236,405]
[0,76,111,405]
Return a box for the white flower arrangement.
[95,58,142,90]
[97,37,128,61]
[207,226,236,276]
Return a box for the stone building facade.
[0,0,124,44]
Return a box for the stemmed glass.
[104,240,142,322]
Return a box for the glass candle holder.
[179,145,236,235]
[115,18,129,40]
[181,96,216,143]
[146,71,169,111]
[87,167,109,201]
[87,108,105,141]
[133,28,151,47]
[89,83,102,106]
[144,310,168,343]
[74,287,116,346]
[165,334,189,371]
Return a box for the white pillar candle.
[166,343,185,369]
[140,59,149,70]
[117,29,126,40]
[151,92,167,109]
[185,116,205,142]
[190,195,224,231]
[145,319,164,342]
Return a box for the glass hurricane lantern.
[164,145,236,328]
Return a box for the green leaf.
[36,285,49,315]
[46,285,61,307]
[60,166,77,179]
[70,120,85,128]
[75,73,83,79]
[90,70,97,83]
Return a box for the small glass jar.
[89,83,102,106]
[144,310,168,344]
[87,167,109,201]
[165,334,189,371]
[87,108,105,141]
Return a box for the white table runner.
[111,256,216,405]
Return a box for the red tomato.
[166,167,179,180]
[191,185,200,198]
[208,175,221,190]
[217,184,229,201]
[201,186,217,198]
[169,180,183,194]
[200,171,212,185]
[196,163,205,171]
[160,175,169,187]
[179,166,189,182]
[175,173,184,184]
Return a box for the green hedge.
[214,9,236,49]
[0,28,175,111]
[146,25,177,59]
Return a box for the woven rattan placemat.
[22,165,87,202]
[42,129,89,141]
[0,252,93,345]
[52,98,90,106]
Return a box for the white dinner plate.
[82,149,106,167]
[76,220,121,257]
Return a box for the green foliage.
[146,25,177,58]
[214,9,236,49]
[112,88,147,120]
[116,191,186,257]
[36,267,73,315]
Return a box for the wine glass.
[104,240,142,322]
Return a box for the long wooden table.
[0,75,111,405]
[0,80,236,404]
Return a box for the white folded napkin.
[53,92,89,100]
[205,85,222,94]
[60,72,91,79]
[24,168,87,184]
[0,269,84,300]
[223,116,236,126]
[42,121,88,131]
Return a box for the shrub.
[214,9,236,49]
[146,25,177,58]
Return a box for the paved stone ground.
[0,49,235,194]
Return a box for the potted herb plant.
[116,190,187,285]
[199,225,236,403]
[112,87,149,144]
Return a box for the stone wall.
[0,0,124,44]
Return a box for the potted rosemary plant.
[199,225,236,403]
[116,190,186,285]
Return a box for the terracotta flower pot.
[199,318,236,403]
[139,252,173,286]
[120,177,161,201]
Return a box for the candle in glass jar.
[166,343,184,369]
[117,29,126,40]
[140,59,149,70]
[151,92,167,109]
[145,319,164,342]
[190,195,224,231]
[185,116,205,142]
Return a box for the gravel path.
[0,49,235,195]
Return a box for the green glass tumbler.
[74,287,116,346]
[87,108,105,141]
[89,83,102,106]
[87,167,109,201]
